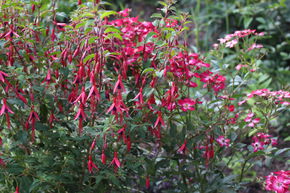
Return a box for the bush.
[0,0,289,192]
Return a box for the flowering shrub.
[0,0,289,192]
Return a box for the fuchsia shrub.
[0,0,289,192]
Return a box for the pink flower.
[238,100,247,106]
[248,43,263,51]
[251,141,264,152]
[235,64,248,71]
[178,98,196,111]
[225,39,238,48]
[251,133,278,152]
[118,8,131,17]
[244,112,260,127]
[265,170,290,193]
[216,136,230,147]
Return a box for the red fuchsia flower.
[202,136,215,166]
[113,75,125,94]
[42,69,52,85]
[13,87,27,104]
[14,186,20,193]
[90,139,96,152]
[74,103,87,120]
[154,111,165,128]
[0,99,14,128]
[162,83,179,111]
[125,136,132,152]
[204,144,214,166]
[0,99,14,115]
[0,158,5,167]
[146,175,150,189]
[187,81,198,88]
[117,126,127,143]
[106,94,128,123]
[74,87,87,104]
[28,106,40,141]
[48,113,58,128]
[74,103,87,134]
[133,87,144,108]
[178,98,196,112]
[110,151,121,170]
[87,84,100,102]
[0,71,9,83]
[147,94,156,111]
[101,149,106,164]
[177,140,187,154]
[87,155,98,173]
[4,28,20,41]
[216,136,230,147]
[265,170,290,193]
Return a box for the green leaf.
[248,151,265,159]
[83,54,95,63]
[142,67,155,75]
[145,31,157,42]
[284,136,290,141]
[274,148,290,156]
[100,11,117,20]
[151,13,163,18]
[104,27,121,34]
[158,1,168,7]
[105,33,123,41]
[244,17,253,28]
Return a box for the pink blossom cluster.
[239,89,290,107]
[199,71,226,93]
[247,89,290,106]
[248,43,263,51]
[244,112,260,127]
[235,64,257,72]
[265,170,290,193]
[251,132,277,152]
[216,29,264,48]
